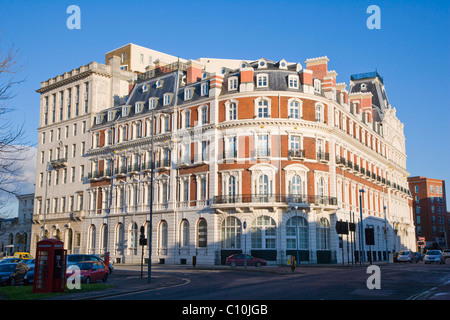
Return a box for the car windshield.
[399,251,410,255]
[20,254,32,259]
[426,251,441,255]
[0,265,15,272]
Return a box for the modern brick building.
[408,176,448,250]
[83,49,416,265]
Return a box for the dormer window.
[149,97,157,109]
[136,101,144,113]
[314,79,321,93]
[142,84,149,93]
[184,88,192,100]
[95,114,102,125]
[361,83,367,91]
[288,75,299,89]
[201,82,209,96]
[256,74,268,88]
[108,110,115,122]
[122,105,130,117]
[279,59,288,69]
[228,76,238,91]
[258,59,267,69]
[156,80,163,88]
[163,93,171,106]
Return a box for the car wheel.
[103,274,108,282]
[230,262,236,268]
[255,262,262,268]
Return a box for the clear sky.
[0,0,449,213]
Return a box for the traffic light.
[139,226,147,246]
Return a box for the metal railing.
[213,194,337,206]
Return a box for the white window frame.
[201,82,209,96]
[163,93,171,106]
[288,75,299,89]
[149,97,157,109]
[184,87,192,100]
[228,76,238,91]
[135,101,143,114]
[288,98,302,119]
[314,79,321,93]
[254,97,271,118]
[225,99,238,121]
[256,73,269,88]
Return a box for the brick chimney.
[305,56,329,80]
[239,67,254,92]
[186,60,203,84]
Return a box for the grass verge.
[0,283,115,300]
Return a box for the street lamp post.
[148,109,154,283]
[384,205,388,263]
[359,189,365,264]
[295,206,299,266]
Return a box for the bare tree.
[0,40,32,218]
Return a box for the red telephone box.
[33,239,67,294]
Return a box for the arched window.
[89,225,96,253]
[115,223,124,249]
[289,100,301,119]
[221,216,241,249]
[251,216,276,249]
[286,216,309,249]
[316,218,330,250]
[197,219,207,248]
[130,222,138,250]
[229,102,237,120]
[315,104,323,122]
[159,220,168,251]
[101,224,108,252]
[180,219,190,248]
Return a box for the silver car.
[443,249,450,259]
[397,250,418,263]
[424,250,445,264]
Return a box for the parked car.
[65,261,108,284]
[13,252,32,260]
[66,254,114,274]
[443,249,450,259]
[226,254,267,267]
[424,250,445,264]
[397,250,419,263]
[0,258,22,264]
[0,263,29,286]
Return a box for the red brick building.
[408,176,448,250]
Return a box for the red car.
[226,254,267,267]
[66,261,109,284]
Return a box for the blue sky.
[0,0,449,212]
